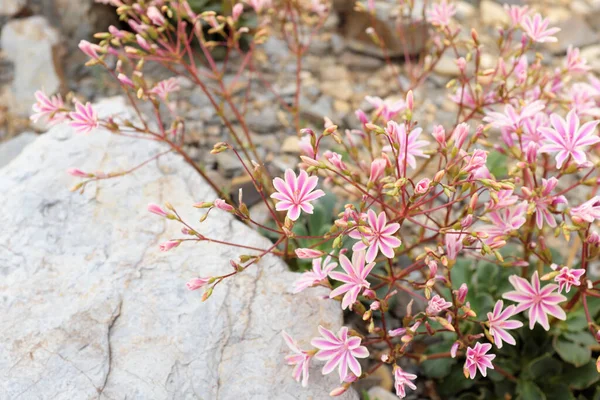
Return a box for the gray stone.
[0,0,26,17]
[546,15,598,54]
[340,0,428,58]
[0,97,357,400]
[246,107,279,134]
[0,131,37,168]
[0,16,63,116]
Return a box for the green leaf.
[421,342,456,378]
[543,384,575,400]
[487,151,509,177]
[528,353,562,380]
[517,380,546,400]
[561,360,600,390]
[553,337,591,367]
[562,331,598,346]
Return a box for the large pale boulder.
[0,16,63,116]
[0,98,357,399]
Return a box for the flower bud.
[414,178,431,195]
[294,248,324,259]
[456,283,468,304]
[159,240,180,252]
[432,125,446,146]
[186,277,210,291]
[406,90,414,112]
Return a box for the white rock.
[0,16,62,116]
[0,131,36,168]
[0,97,357,399]
[0,0,26,16]
[367,386,398,400]
[480,0,510,27]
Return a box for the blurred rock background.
[1,0,599,184]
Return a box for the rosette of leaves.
[420,255,600,400]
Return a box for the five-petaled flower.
[487,300,523,348]
[271,169,325,221]
[393,365,417,398]
[69,102,99,134]
[464,342,496,379]
[503,271,566,330]
[539,110,600,168]
[293,256,337,293]
[329,250,375,310]
[282,331,312,387]
[349,210,401,263]
[311,325,369,382]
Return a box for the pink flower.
[293,256,337,293]
[524,177,567,228]
[148,203,169,217]
[271,169,325,221]
[432,125,446,146]
[69,102,99,134]
[214,198,234,212]
[571,196,600,223]
[464,342,495,379]
[299,134,316,158]
[453,123,470,149]
[445,230,466,261]
[147,5,166,25]
[282,331,312,387]
[414,178,431,195]
[503,271,567,330]
[388,327,407,337]
[150,78,181,101]
[539,110,600,168]
[369,158,387,183]
[324,151,347,170]
[426,295,452,315]
[31,90,67,125]
[78,40,102,59]
[384,121,429,169]
[67,168,90,177]
[461,149,488,176]
[186,277,210,290]
[295,248,325,259]
[393,366,417,398]
[329,250,375,310]
[565,46,590,74]
[311,325,369,382]
[232,3,244,21]
[482,201,528,244]
[554,266,585,293]
[349,210,401,262]
[427,0,456,27]
[504,4,529,27]
[365,96,405,121]
[245,0,271,13]
[483,101,545,135]
[159,240,180,252]
[486,189,518,211]
[522,13,560,43]
[487,300,523,348]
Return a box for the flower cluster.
[53,0,600,398]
